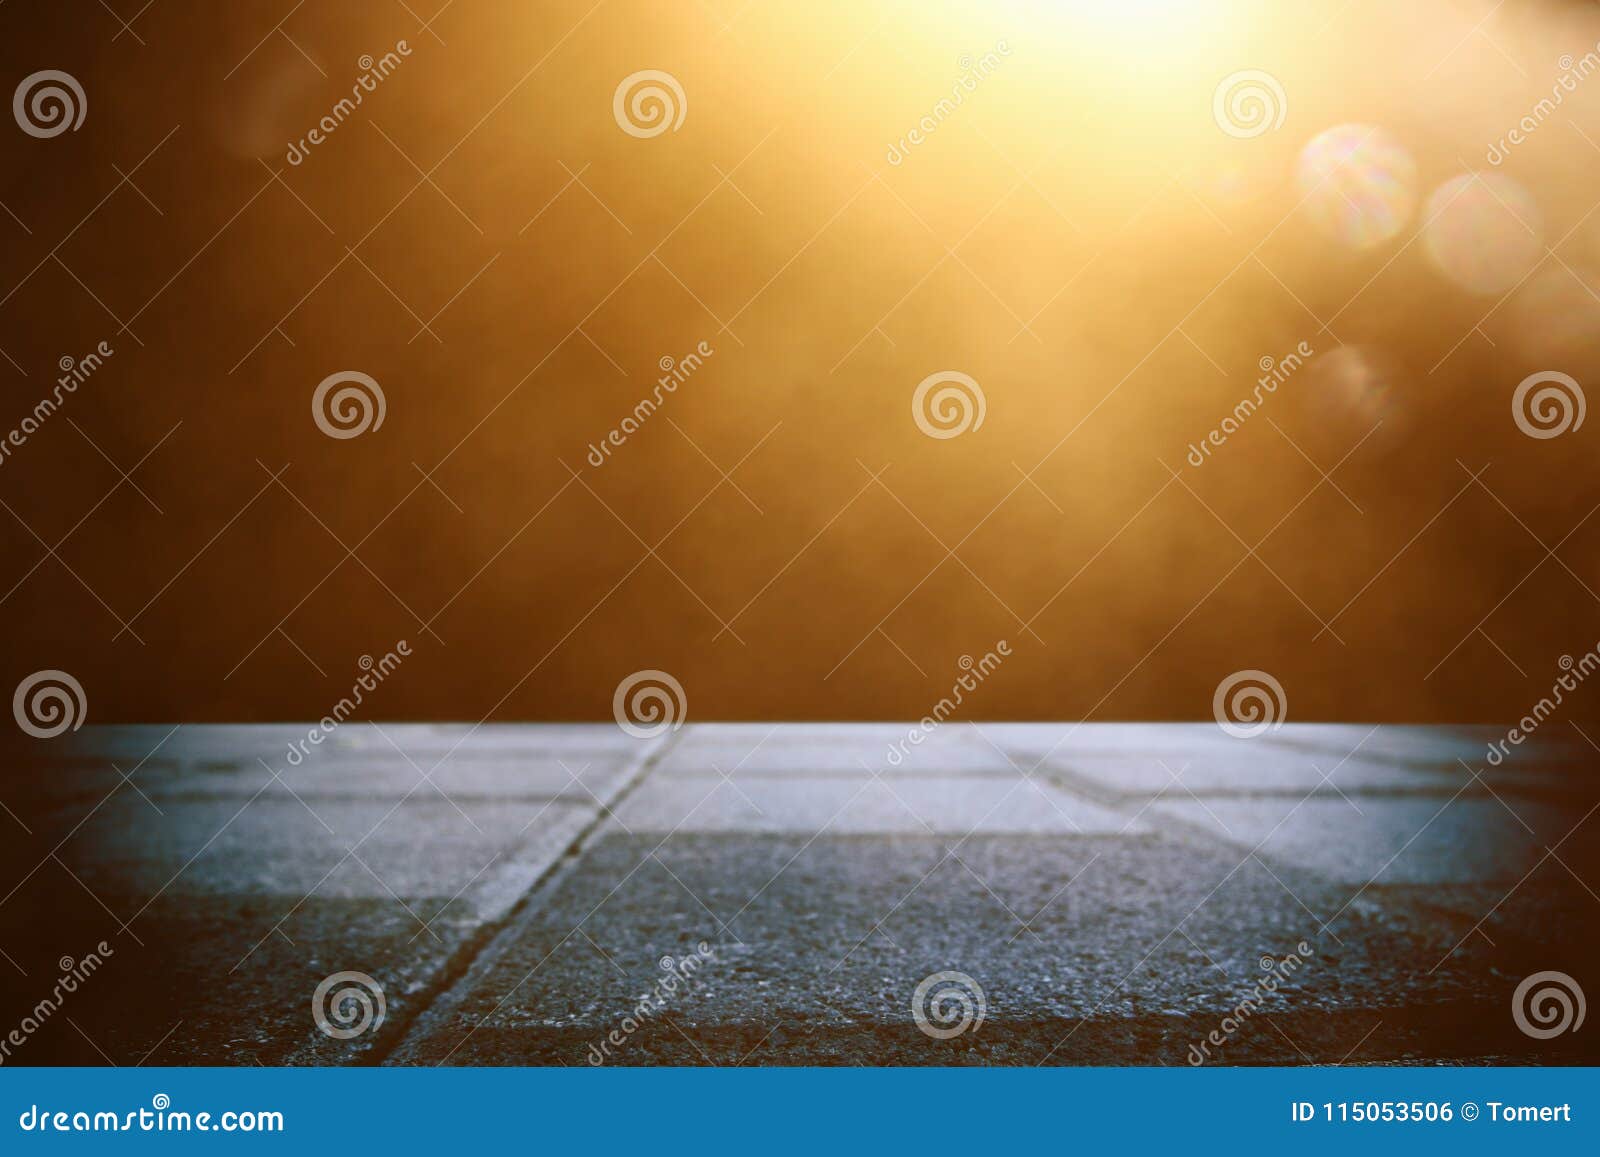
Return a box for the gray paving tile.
[177,753,633,802]
[12,724,647,801]
[658,729,1018,776]
[36,722,642,768]
[1,737,626,1066]
[55,794,593,909]
[1152,795,1587,886]
[611,775,1139,835]
[393,831,1579,1065]
[7,723,1595,1068]
[1044,751,1453,797]
[976,722,1256,761]
[0,890,476,1066]
[1269,723,1598,774]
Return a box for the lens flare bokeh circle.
[1423,173,1542,294]
[1295,125,1417,249]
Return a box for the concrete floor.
[1,723,1596,1065]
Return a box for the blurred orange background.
[1,0,1599,722]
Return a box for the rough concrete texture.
[1,723,1595,1066]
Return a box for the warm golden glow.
[1,0,1595,721]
